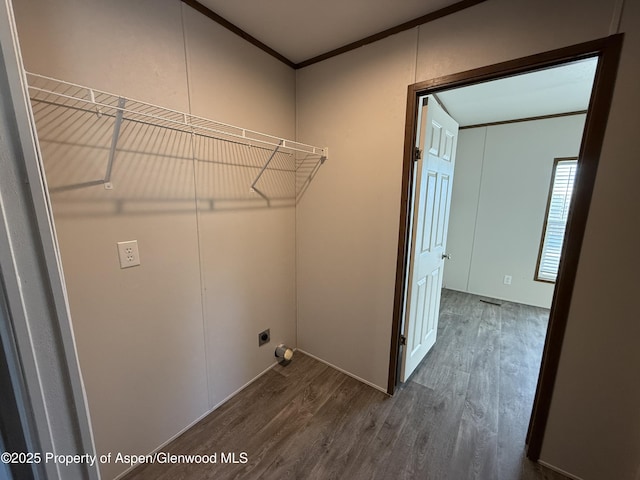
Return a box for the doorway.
[388,34,623,462]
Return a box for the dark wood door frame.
[388,34,623,461]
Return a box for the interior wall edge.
[296,349,388,394]
[179,0,212,410]
[467,126,487,293]
[180,0,296,68]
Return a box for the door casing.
[388,34,624,461]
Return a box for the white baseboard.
[112,361,278,480]
[208,361,279,411]
[538,460,585,480]
[295,348,388,394]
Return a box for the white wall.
[13,1,296,479]
[444,115,586,308]
[296,0,640,478]
[442,127,483,292]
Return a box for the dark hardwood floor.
[122,289,568,480]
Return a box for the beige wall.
[541,0,640,476]
[296,0,639,478]
[13,1,296,479]
[182,5,297,410]
[296,29,418,389]
[445,115,586,308]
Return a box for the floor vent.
[479,298,503,306]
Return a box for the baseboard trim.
[296,348,388,395]
[537,460,585,480]
[442,286,552,310]
[112,360,279,480]
[208,360,280,411]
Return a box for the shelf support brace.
[295,148,328,203]
[104,97,126,189]
[250,140,282,206]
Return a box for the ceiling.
[193,1,597,125]
[437,58,598,126]
[197,0,461,64]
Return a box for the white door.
[400,95,459,382]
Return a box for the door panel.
[410,277,427,354]
[435,174,451,248]
[421,171,438,253]
[443,131,455,161]
[428,121,442,155]
[401,96,459,382]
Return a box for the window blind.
[537,159,578,282]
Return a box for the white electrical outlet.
[503,275,512,285]
[117,240,141,268]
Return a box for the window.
[535,158,578,283]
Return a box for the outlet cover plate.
[117,240,141,268]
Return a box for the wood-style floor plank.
[307,382,397,480]
[121,290,570,480]
[339,383,417,480]
[225,367,348,479]
[448,302,501,480]
[498,301,551,480]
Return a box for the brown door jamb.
[388,34,624,462]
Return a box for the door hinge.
[414,147,422,161]
[400,335,407,346]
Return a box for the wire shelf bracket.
[250,140,282,208]
[103,96,126,189]
[25,72,328,202]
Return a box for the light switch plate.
[117,240,141,268]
